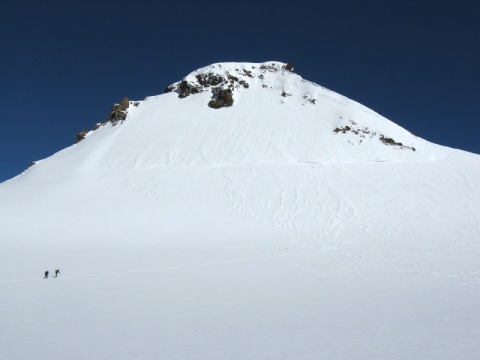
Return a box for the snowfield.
[1,62,479,359]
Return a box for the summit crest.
[165,61,295,108]
[70,61,433,169]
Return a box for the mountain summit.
[1,62,479,360]
[28,62,448,182]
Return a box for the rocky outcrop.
[166,62,295,109]
[75,97,132,144]
[380,135,416,151]
[105,97,130,124]
[196,73,225,87]
[179,80,203,98]
[334,120,415,151]
[168,72,240,109]
[76,130,88,143]
[284,63,294,72]
[208,89,234,109]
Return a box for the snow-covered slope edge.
[7,61,458,184]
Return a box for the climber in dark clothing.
[54,269,60,278]
[44,271,49,279]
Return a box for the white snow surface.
[1,61,479,359]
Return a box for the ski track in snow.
[0,250,320,284]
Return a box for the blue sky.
[1,0,479,182]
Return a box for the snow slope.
[1,62,479,359]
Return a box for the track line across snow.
[0,250,318,284]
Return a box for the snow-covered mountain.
[1,62,479,360]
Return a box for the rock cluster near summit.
[165,62,294,109]
[103,97,130,125]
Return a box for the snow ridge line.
[0,250,317,284]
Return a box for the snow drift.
[1,62,479,360]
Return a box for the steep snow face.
[11,62,449,183]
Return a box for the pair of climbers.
[44,269,60,279]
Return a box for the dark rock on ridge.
[196,73,225,87]
[76,130,88,143]
[177,80,203,98]
[208,89,234,109]
[167,62,294,109]
[76,97,131,143]
[105,97,130,124]
[333,121,415,152]
[380,135,416,151]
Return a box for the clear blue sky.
[1,0,479,182]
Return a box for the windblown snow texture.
[1,62,479,360]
